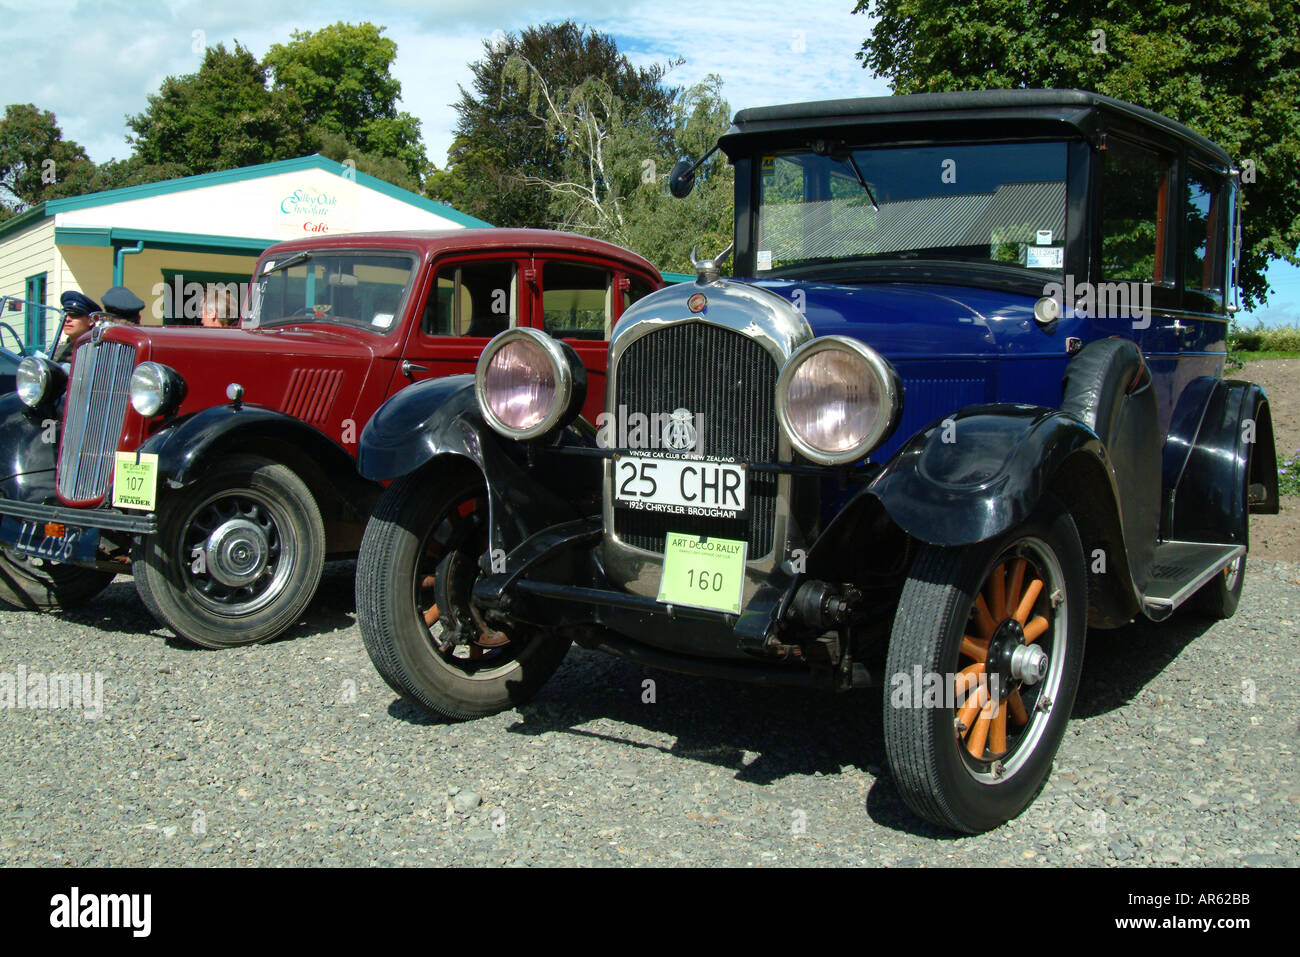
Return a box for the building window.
[24,272,47,352]
[160,269,250,325]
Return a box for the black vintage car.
[351,91,1278,832]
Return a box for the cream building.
[0,154,489,350]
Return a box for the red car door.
[530,254,656,424]
[387,252,528,397]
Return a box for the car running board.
[1141,540,1246,619]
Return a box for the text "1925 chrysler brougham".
[351,91,1277,833]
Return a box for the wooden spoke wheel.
[884,498,1087,833]
[355,466,571,721]
[953,546,1062,778]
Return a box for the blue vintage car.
[351,90,1278,832]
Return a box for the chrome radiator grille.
[56,340,138,502]
[612,321,779,556]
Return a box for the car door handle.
[401,360,428,376]
[1165,320,1192,335]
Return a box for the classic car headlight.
[16,356,65,409]
[776,336,902,465]
[129,362,185,417]
[475,328,587,440]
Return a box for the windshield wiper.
[840,153,880,212]
[260,252,311,277]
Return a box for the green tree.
[126,42,318,175]
[500,58,732,274]
[0,105,99,218]
[314,129,419,193]
[427,20,679,228]
[854,0,1300,306]
[264,21,427,181]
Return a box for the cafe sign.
[272,180,356,236]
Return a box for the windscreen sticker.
[371,312,393,327]
[1036,229,1053,245]
[756,250,773,271]
[760,156,775,176]
[1026,246,1064,269]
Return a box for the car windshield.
[247,251,417,331]
[755,141,1069,276]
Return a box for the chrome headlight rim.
[16,356,62,409]
[474,328,578,441]
[775,335,902,466]
[129,362,184,418]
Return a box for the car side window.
[542,262,612,340]
[622,275,655,311]
[1100,138,1176,284]
[1184,163,1227,305]
[423,261,516,338]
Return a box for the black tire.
[1189,551,1244,620]
[356,465,570,720]
[884,498,1087,833]
[132,454,325,649]
[0,548,114,611]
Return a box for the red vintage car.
[0,229,660,647]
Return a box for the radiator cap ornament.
[691,242,733,284]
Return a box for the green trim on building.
[56,226,272,258]
[40,154,493,228]
[0,203,49,243]
[661,271,696,284]
[1,155,492,245]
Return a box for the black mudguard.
[358,375,601,555]
[139,404,358,489]
[0,392,58,503]
[862,404,1110,547]
[1164,378,1277,545]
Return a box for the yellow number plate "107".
[656,533,748,615]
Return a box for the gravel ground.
[1,559,1296,867]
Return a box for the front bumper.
[0,496,155,569]
[0,497,156,536]
[472,515,804,659]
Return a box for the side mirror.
[668,159,696,199]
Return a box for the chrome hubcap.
[204,518,270,587]
[181,491,293,616]
[1010,644,1049,684]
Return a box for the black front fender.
[359,375,601,555]
[865,404,1109,546]
[140,404,357,488]
[357,375,477,481]
[0,391,58,502]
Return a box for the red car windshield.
[248,251,417,331]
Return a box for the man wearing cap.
[51,290,101,363]
[100,286,145,325]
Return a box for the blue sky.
[2,0,1294,324]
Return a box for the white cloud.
[1,0,884,166]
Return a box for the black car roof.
[722,89,1232,166]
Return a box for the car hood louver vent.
[280,368,344,425]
